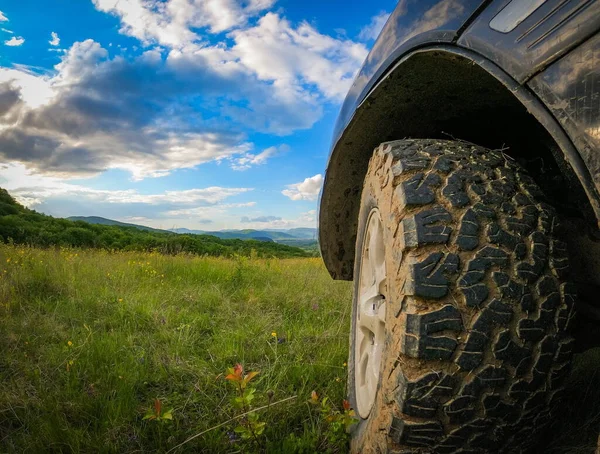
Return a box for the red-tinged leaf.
[154,398,161,416]
[225,373,239,381]
[343,399,351,411]
[233,363,243,377]
[310,391,318,402]
[244,370,259,383]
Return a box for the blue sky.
[0,0,395,230]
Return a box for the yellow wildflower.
[67,341,73,347]
[271,332,277,337]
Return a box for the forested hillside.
[0,189,309,258]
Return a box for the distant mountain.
[265,228,317,239]
[66,216,317,243]
[170,227,205,235]
[168,228,317,241]
[67,216,169,233]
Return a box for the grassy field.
[0,245,354,453]
[0,244,599,453]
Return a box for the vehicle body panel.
[529,32,600,195]
[320,0,600,281]
[331,0,485,151]
[458,0,600,83]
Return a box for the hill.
[71,216,318,243]
[67,216,168,233]
[170,228,316,241]
[0,189,309,258]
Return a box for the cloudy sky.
[0,0,394,230]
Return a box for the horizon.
[0,0,394,231]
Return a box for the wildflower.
[67,341,73,347]
[343,362,347,367]
[335,377,342,382]
[118,298,123,303]
[6,258,10,263]
[271,331,277,337]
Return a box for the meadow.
[1,244,599,453]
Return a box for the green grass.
[1,244,599,453]
[0,245,352,453]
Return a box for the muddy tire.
[348,139,576,453]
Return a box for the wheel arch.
[319,45,600,281]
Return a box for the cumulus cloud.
[0,3,369,204]
[49,32,60,46]
[231,13,368,100]
[282,174,323,201]
[4,36,24,46]
[92,0,276,48]
[0,40,260,179]
[240,215,281,223]
[359,11,390,41]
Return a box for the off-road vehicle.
[318,1,600,452]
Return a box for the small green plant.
[143,398,173,423]
[308,391,357,449]
[225,363,266,449]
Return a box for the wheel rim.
[355,207,387,419]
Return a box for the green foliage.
[0,188,310,259]
[225,364,266,448]
[143,398,174,422]
[308,391,357,450]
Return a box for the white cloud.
[167,202,256,218]
[0,40,258,179]
[231,144,288,171]
[49,32,60,46]
[297,209,316,223]
[0,67,55,108]
[282,174,323,201]
[92,0,276,48]
[4,36,24,47]
[0,11,7,22]
[0,5,370,182]
[1,28,12,34]
[241,215,281,223]
[359,11,390,41]
[0,161,252,208]
[236,209,317,228]
[231,13,368,101]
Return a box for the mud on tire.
[348,139,576,453]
